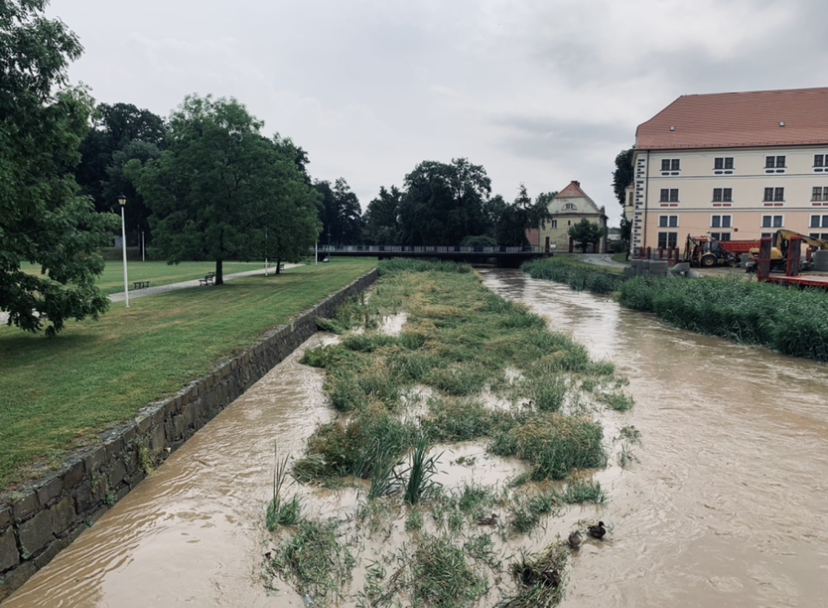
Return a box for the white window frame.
[711,215,732,228]
[658,215,679,228]
[761,215,784,228]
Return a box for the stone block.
[120,424,137,445]
[149,424,166,452]
[151,404,166,427]
[83,446,106,475]
[136,413,153,434]
[18,509,53,558]
[0,561,36,601]
[103,435,123,462]
[108,459,127,489]
[50,497,76,536]
[35,474,63,508]
[73,480,94,514]
[12,492,38,523]
[62,457,85,490]
[0,526,19,571]
[0,507,10,529]
[172,414,186,439]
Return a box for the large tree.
[1,0,119,335]
[568,218,605,253]
[363,185,403,245]
[129,95,317,284]
[494,185,553,246]
[398,158,492,245]
[612,147,635,207]
[75,102,167,242]
[314,178,363,246]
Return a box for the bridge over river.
[317,244,548,266]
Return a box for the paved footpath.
[1,265,298,325]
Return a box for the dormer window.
[563,203,576,211]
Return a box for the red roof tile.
[636,87,828,150]
[557,180,588,198]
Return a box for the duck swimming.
[568,530,582,549]
[587,521,606,540]
[477,513,499,526]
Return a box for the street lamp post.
[118,195,129,308]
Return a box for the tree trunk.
[276,257,282,275]
[216,258,223,285]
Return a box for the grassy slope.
[20,260,269,295]
[0,259,376,490]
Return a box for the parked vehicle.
[682,234,738,267]
[746,230,828,272]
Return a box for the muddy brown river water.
[4,270,828,607]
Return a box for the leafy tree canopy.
[128,95,319,284]
[314,178,363,246]
[399,158,492,245]
[363,185,403,245]
[568,218,605,253]
[1,0,119,335]
[612,147,635,207]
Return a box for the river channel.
[4,269,828,607]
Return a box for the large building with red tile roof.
[538,181,607,253]
[630,87,828,255]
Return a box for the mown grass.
[0,259,377,490]
[20,260,267,295]
[619,275,828,361]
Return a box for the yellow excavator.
[747,229,828,271]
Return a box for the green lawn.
[21,260,270,295]
[0,259,376,490]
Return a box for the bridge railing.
[314,245,543,254]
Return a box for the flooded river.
[4,270,828,607]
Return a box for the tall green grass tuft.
[267,446,302,530]
[401,433,442,505]
[523,258,624,294]
[619,276,828,362]
[492,413,606,480]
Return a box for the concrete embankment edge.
[0,268,379,600]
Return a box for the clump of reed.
[401,432,442,505]
[523,258,624,294]
[555,478,605,504]
[267,446,302,530]
[268,519,356,604]
[601,391,635,412]
[619,275,828,361]
[508,490,560,534]
[491,413,606,481]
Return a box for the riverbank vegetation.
[524,257,828,363]
[0,259,376,490]
[265,260,632,606]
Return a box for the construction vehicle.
[682,234,738,268]
[746,229,828,272]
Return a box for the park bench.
[133,280,150,289]
[199,272,216,286]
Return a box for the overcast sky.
[48,0,828,226]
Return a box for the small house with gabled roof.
[538,181,608,253]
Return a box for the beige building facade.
[538,181,608,253]
[631,87,828,255]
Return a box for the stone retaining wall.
[0,269,379,600]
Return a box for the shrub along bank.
[523,257,828,363]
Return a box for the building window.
[658,215,678,228]
[550,219,558,229]
[809,233,828,240]
[763,187,784,202]
[712,188,732,202]
[714,157,734,170]
[657,232,678,249]
[761,232,773,238]
[810,215,828,228]
[710,232,731,241]
[660,188,679,202]
[563,203,576,210]
[711,215,731,228]
[812,187,828,202]
[661,159,680,171]
[814,154,825,168]
[765,155,786,168]
[762,215,784,228]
